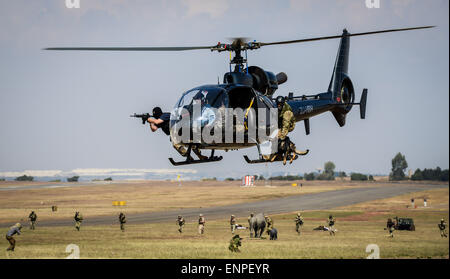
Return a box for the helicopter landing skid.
[243,154,299,164]
[168,148,223,166]
[169,156,223,166]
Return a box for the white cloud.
[181,0,229,18]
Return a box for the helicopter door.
[256,93,275,133]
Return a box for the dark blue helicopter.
[45,26,434,166]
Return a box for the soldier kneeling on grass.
[6,223,22,252]
[228,235,243,252]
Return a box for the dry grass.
[337,187,449,211]
[0,180,362,224]
[1,209,447,259]
[1,180,447,259]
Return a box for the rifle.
[130,113,152,125]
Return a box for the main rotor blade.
[259,26,435,46]
[44,46,215,51]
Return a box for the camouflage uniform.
[386,218,395,238]
[176,215,185,233]
[295,213,304,235]
[6,223,22,251]
[28,211,37,230]
[265,215,273,235]
[228,235,242,252]
[438,219,447,238]
[275,102,307,164]
[74,212,83,231]
[230,215,237,234]
[198,214,205,234]
[119,213,126,232]
[278,103,296,141]
[327,215,336,236]
[173,143,207,160]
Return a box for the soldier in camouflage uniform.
[176,215,185,233]
[74,211,83,231]
[327,215,336,236]
[438,218,447,238]
[198,214,205,235]
[265,215,273,235]
[230,215,237,234]
[119,212,126,232]
[230,215,236,234]
[28,211,37,230]
[6,223,22,251]
[274,96,308,165]
[295,212,304,235]
[228,234,243,252]
[386,218,395,238]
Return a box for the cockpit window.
[176,88,228,109]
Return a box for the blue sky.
[0,0,448,177]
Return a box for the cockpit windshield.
[171,87,228,126]
[176,87,228,109]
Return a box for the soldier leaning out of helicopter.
[271,96,308,165]
[147,106,207,160]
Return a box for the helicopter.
[45,26,434,166]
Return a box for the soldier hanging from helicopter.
[147,106,207,161]
[273,96,309,165]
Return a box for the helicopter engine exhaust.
[247,66,287,97]
[276,72,287,85]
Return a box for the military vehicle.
[395,217,415,231]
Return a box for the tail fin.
[329,29,352,127]
[328,29,350,97]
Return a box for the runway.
[1,183,445,228]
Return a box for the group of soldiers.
[5,210,128,252]
[5,209,448,252]
[176,214,206,235]
[73,211,126,232]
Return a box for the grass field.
[1,182,448,259]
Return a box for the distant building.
[242,176,255,186]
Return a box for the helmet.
[231,215,235,217]
[15,223,22,229]
[275,96,285,107]
[297,213,301,216]
[152,107,163,119]
[199,214,203,217]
